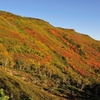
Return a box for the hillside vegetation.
[0,11,100,100]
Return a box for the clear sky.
[0,0,100,40]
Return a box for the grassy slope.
[0,11,100,99]
[0,67,63,100]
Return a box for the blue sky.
[0,0,100,40]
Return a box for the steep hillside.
[0,11,100,100]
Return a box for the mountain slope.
[0,11,100,100]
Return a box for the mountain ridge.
[0,10,100,100]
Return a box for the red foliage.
[9,31,22,39]
[0,33,6,37]
[24,27,36,36]
[61,50,72,58]
[41,54,51,65]
[51,30,60,37]
[64,66,68,71]
[70,45,77,52]
[61,37,67,43]
[79,70,85,75]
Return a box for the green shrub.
[0,89,9,100]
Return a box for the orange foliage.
[70,45,77,52]
[61,50,72,58]
[51,30,60,37]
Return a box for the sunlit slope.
[0,11,100,99]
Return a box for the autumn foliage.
[0,11,100,100]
